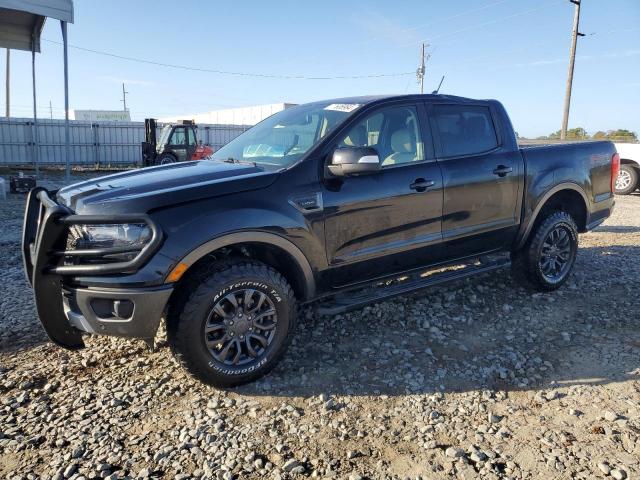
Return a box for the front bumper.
[22,188,169,349]
[63,284,173,339]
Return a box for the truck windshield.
[211,102,362,167]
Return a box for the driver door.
[322,102,444,286]
[186,127,198,160]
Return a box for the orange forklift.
[141,119,213,166]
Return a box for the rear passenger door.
[428,103,522,257]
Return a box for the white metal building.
[159,103,297,126]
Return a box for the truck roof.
[311,93,489,106]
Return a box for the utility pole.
[5,48,9,117]
[121,83,128,112]
[49,100,53,119]
[416,43,429,94]
[561,0,585,140]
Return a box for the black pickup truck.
[23,94,619,387]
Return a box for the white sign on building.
[73,110,131,122]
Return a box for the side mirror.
[328,147,381,177]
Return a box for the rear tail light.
[611,152,620,193]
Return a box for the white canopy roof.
[0,0,74,52]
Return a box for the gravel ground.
[0,171,639,480]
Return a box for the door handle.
[410,179,435,192]
[492,165,513,177]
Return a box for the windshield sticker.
[324,103,361,113]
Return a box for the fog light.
[90,298,134,319]
[112,300,134,319]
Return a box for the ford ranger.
[22,94,619,387]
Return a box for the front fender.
[167,231,317,300]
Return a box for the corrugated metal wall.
[0,118,249,167]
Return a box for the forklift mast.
[141,118,158,166]
[145,118,158,146]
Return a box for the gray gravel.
[1,171,639,479]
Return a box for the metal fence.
[0,117,249,167]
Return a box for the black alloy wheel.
[538,225,574,282]
[511,210,579,291]
[204,289,277,367]
[168,260,296,388]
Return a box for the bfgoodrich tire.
[614,164,639,195]
[168,260,297,388]
[511,211,579,291]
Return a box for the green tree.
[606,129,638,142]
[547,128,589,140]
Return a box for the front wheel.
[168,260,297,387]
[511,211,579,291]
[615,164,639,195]
[158,154,176,165]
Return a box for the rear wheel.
[614,164,638,195]
[168,260,296,387]
[511,211,578,291]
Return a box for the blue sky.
[2,0,639,137]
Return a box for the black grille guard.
[21,187,163,350]
[22,188,163,282]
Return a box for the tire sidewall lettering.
[212,281,282,304]
[205,280,285,376]
[208,356,269,375]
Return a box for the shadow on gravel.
[1,234,639,398]
[0,329,49,355]
[236,244,640,398]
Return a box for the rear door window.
[432,105,498,157]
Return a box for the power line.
[404,0,557,47]
[41,39,414,80]
[395,0,513,38]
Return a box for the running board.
[316,256,510,316]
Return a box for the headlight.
[72,223,152,250]
[66,224,152,266]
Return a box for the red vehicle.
[141,118,213,166]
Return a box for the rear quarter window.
[432,105,498,157]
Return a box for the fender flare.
[174,231,316,299]
[620,157,640,167]
[515,182,589,249]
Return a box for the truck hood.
[57,160,278,215]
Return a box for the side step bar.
[316,256,510,316]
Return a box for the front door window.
[338,105,424,167]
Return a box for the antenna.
[433,75,445,94]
